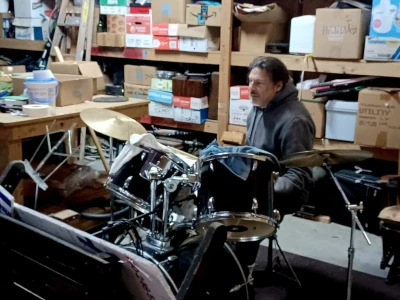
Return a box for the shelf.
[0,38,46,51]
[232,52,400,78]
[92,47,220,65]
[140,115,218,134]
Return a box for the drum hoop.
[106,182,151,214]
[195,211,278,226]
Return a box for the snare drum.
[195,152,280,242]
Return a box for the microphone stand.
[323,162,371,300]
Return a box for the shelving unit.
[1,0,399,172]
[0,38,45,51]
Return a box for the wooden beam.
[0,38,45,51]
[217,0,233,141]
[232,52,400,78]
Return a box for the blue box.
[147,89,173,104]
[370,0,400,38]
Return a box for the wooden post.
[217,0,233,142]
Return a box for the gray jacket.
[246,81,315,202]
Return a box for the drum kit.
[79,109,374,300]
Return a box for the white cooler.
[325,100,358,142]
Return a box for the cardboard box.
[100,5,129,15]
[0,65,26,74]
[13,0,52,18]
[300,89,327,138]
[229,86,251,126]
[355,88,400,149]
[208,72,219,120]
[153,36,179,50]
[370,0,400,38]
[49,61,105,94]
[173,96,208,110]
[0,13,13,38]
[100,0,128,6]
[149,101,174,119]
[151,0,190,24]
[234,4,288,53]
[173,107,208,124]
[97,32,125,47]
[125,14,153,48]
[12,72,33,96]
[13,18,49,41]
[124,83,150,99]
[364,36,400,61]
[107,15,125,33]
[148,89,173,104]
[178,26,220,53]
[186,4,222,27]
[53,74,93,107]
[152,24,182,36]
[124,65,156,86]
[151,78,173,92]
[313,8,371,59]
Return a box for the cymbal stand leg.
[323,163,371,245]
[109,137,114,167]
[347,212,356,300]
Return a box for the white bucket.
[24,78,58,115]
[0,0,9,13]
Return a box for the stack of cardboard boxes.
[147,70,174,119]
[229,86,252,126]
[96,0,221,53]
[12,0,53,41]
[124,65,156,100]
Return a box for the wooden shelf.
[92,47,220,65]
[140,115,218,134]
[0,38,46,51]
[232,52,400,78]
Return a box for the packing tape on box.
[22,104,51,117]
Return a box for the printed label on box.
[153,36,179,50]
[173,96,208,110]
[151,78,173,92]
[230,86,250,100]
[152,24,179,36]
[229,99,252,126]
[149,101,174,119]
[173,107,208,124]
[126,14,152,35]
[148,89,173,104]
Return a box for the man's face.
[248,67,283,108]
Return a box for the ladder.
[49,0,95,63]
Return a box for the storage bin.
[325,100,358,142]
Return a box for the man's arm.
[274,117,315,195]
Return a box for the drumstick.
[88,126,110,172]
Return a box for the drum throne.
[198,153,301,288]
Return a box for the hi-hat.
[80,108,146,141]
[280,149,373,168]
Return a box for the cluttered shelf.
[91,47,220,65]
[140,115,218,134]
[0,38,46,51]
[231,52,400,78]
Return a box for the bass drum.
[125,236,250,300]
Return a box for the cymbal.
[280,149,373,168]
[80,108,147,141]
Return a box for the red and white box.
[152,24,180,36]
[229,86,252,126]
[173,96,208,110]
[153,36,179,51]
[230,86,250,100]
[125,14,153,48]
[129,6,151,14]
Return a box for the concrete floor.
[261,215,388,278]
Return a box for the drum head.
[195,212,277,242]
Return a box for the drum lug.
[274,209,281,223]
[208,197,215,214]
[210,161,214,172]
[123,175,132,189]
[252,160,258,171]
[164,179,178,193]
[252,198,258,214]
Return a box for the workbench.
[0,98,149,204]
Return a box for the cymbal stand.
[323,163,371,300]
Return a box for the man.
[236,56,315,284]
[246,56,315,214]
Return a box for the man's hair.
[248,56,290,85]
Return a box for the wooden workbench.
[0,98,149,204]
